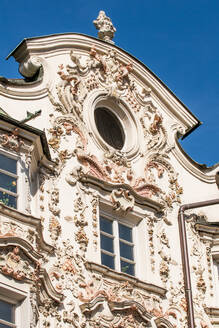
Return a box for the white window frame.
[0,148,29,212]
[0,279,30,328]
[0,294,17,327]
[213,260,219,304]
[99,210,137,276]
[0,150,19,210]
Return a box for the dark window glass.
[0,154,17,174]
[119,241,134,261]
[119,224,132,242]
[94,107,125,150]
[0,300,14,323]
[120,260,135,276]
[0,173,17,193]
[0,191,17,209]
[100,234,114,253]
[100,217,113,235]
[101,252,115,269]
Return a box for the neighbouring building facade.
[0,11,219,328]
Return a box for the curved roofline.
[6,32,201,139]
[176,137,219,171]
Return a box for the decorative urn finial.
[93,10,116,44]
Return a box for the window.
[94,107,125,150]
[0,299,16,328]
[0,153,18,209]
[213,260,219,304]
[100,215,135,276]
[0,280,30,328]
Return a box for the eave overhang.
[195,222,219,235]
[0,112,51,161]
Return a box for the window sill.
[85,261,166,297]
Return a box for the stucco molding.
[79,286,174,328]
[83,90,141,160]
[0,56,52,100]
[80,174,164,212]
[85,261,166,296]
[6,33,199,132]
[0,203,63,305]
[173,137,217,183]
[0,243,63,303]
[0,202,53,254]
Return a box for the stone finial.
[93,11,116,44]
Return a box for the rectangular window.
[100,215,135,276]
[0,299,16,328]
[0,153,18,209]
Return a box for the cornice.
[0,203,54,254]
[85,261,166,297]
[80,174,164,212]
[80,291,174,327]
[0,56,50,100]
[195,223,219,236]
[195,223,219,254]
[0,204,63,304]
[0,113,53,164]
[39,268,64,303]
[205,307,219,325]
[0,237,43,261]
[169,131,218,183]
[205,307,219,317]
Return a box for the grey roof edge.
[0,112,51,161]
[6,32,201,137]
[0,66,43,86]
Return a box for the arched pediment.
[0,203,63,304]
[80,294,175,328]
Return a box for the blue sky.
[0,0,218,166]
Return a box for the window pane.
[0,191,17,209]
[101,234,114,253]
[100,217,113,235]
[121,260,135,276]
[0,173,17,193]
[0,300,14,323]
[120,241,134,260]
[119,224,132,242]
[94,107,125,150]
[101,252,115,269]
[0,154,17,174]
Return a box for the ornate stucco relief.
[111,188,135,215]
[0,128,34,169]
[46,46,183,223]
[0,25,217,328]
[77,265,177,328]
[37,45,190,327]
[0,203,63,327]
[185,213,214,327]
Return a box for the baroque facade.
[0,11,219,328]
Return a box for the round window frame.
[84,91,140,159]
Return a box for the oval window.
[94,107,125,150]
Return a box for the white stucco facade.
[0,16,219,327]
